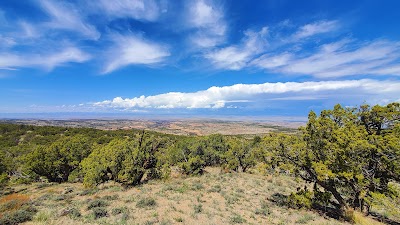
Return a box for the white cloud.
[92,79,400,109]
[206,27,268,70]
[95,0,160,21]
[0,2,94,73]
[292,20,338,40]
[253,39,400,78]
[19,21,40,39]
[39,0,100,40]
[187,0,227,48]
[251,53,292,69]
[204,19,400,78]
[0,35,16,48]
[0,47,90,71]
[103,34,170,74]
[189,0,222,27]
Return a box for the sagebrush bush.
[255,200,270,216]
[102,194,118,201]
[79,188,98,196]
[87,199,108,210]
[0,205,37,225]
[230,213,246,223]
[111,206,128,215]
[193,204,202,213]
[65,207,81,218]
[136,197,156,208]
[91,207,108,219]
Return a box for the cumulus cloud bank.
[93,79,400,109]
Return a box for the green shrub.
[255,200,270,216]
[179,156,205,175]
[81,134,163,187]
[79,188,98,196]
[174,217,183,222]
[208,185,222,193]
[12,177,33,185]
[54,194,66,201]
[287,189,313,209]
[230,213,246,223]
[0,173,8,188]
[102,194,118,201]
[193,204,202,213]
[0,205,37,225]
[87,199,108,210]
[68,208,81,218]
[136,197,156,208]
[191,183,204,190]
[25,135,92,182]
[111,207,128,215]
[67,169,83,183]
[91,207,108,219]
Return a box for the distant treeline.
[0,102,399,216]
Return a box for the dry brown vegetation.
[3,168,359,225]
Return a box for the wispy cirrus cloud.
[0,35,16,48]
[253,39,400,78]
[203,18,400,78]
[0,0,170,74]
[0,47,90,71]
[103,34,170,74]
[206,27,268,70]
[38,0,100,40]
[94,0,161,22]
[292,20,339,40]
[186,0,227,48]
[1,0,400,80]
[0,1,96,73]
[203,19,340,71]
[92,79,400,109]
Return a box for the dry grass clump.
[0,193,30,212]
[345,209,385,225]
[0,193,37,224]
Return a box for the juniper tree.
[267,103,400,213]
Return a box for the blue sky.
[1,0,400,118]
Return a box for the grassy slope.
[8,167,356,225]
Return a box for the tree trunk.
[317,180,348,212]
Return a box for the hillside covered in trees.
[0,103,399,224]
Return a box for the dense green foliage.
[262,103,400,214]
[25,135,92,182]
[81,131,167,186]
[0,102,398,218]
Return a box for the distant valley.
[0,118,303,136]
